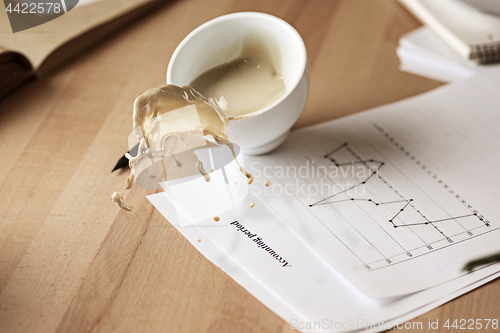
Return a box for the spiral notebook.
[399,0,500,64]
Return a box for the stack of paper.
[397,27,477,82]
[147,65,500,332]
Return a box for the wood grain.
[0,1,497,332]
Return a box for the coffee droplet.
[197,238,201,242]
[265,180,271,187]
[250,202,255,208]
[234,181,237,185]
[214,216,220,222]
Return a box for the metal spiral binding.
[470,42,500,64]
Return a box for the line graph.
[295,138,494,270]
[244,116,500,295]
[248,119,499,280]
[310,143,483,231]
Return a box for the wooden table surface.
[0,0,498,332]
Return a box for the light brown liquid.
[111,84,254,211]
[111,40,283,211]
[190,56,286,118]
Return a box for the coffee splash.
[111,84,253,211]
[112,38,285,211]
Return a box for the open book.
[0,0,165,99]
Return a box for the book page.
[0,0,157,70]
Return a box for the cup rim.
[166,12,307,119]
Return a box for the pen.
[112,153,129,172]
[112,143,139,172]
[463,251,500,271]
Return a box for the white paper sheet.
[235,66,500,298]
[148,192,500,333]
[147,65,500,330]
[397,26,476,82]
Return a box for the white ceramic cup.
[166,12,309,155]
